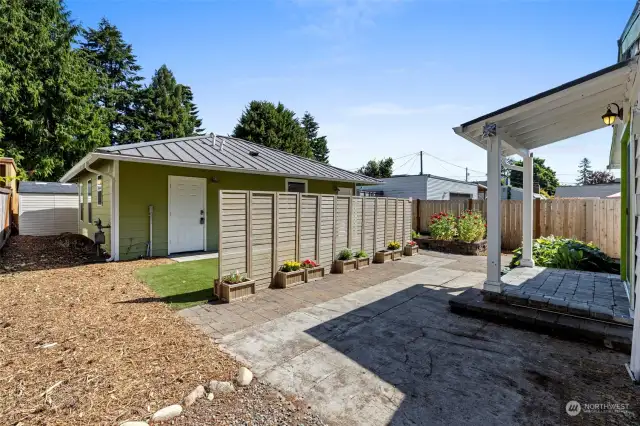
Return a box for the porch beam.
[520,152,535,267]
[484,124,503,292]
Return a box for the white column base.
[484,279,504,293]
[520,258,535,267]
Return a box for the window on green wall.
[79,183,83,221]
[87,179,92,223]
[97,175,103,206]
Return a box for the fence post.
[416,199,420,232]
[361,198,366,250]
[534,198,541,238]
[468,198,473,211]
[272,194,279,279]
[296,192,301,261]
[347,196,353,249]
[332,195,337,261]
[315,195,321,263]
[246,192,252,277]
[373,199,378,253]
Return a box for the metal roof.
[91,135,379,184]
[19,181,77,194]
[555,183,620,199]
[454,58,638,157]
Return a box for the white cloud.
[346,102,465,117]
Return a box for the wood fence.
[219,191,412,290]
[412,198,621,258]
[0,189,11,250]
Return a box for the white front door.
[169,176,206,254]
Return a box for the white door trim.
[168,175,207,255]
[111,160,120,261]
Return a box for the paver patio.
[210,253,636,425]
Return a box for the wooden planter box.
[214,279,256,303]
[355,257,371,269]
[304,266,325,282]
[404,245,419,256]
[273,270,305,288]
[414,236,487,256]
[334,259,357,273]
[391,249,403,260]
[374,250,393,263]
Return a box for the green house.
[60,135,379,261]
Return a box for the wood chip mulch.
[0,235,244,425]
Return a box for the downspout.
[84,162,117,262]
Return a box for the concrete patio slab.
[218,258,637,425]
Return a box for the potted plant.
[354,249,371,269]
[374,241,402,263]
[302,259,324,282]
[274,260,305,288]
[334,248,357,273]
[404,240,419,256]
[214,270,256,303]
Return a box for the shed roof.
[554,183,620,199]
[19,181,77,194]
[61,135,379,184]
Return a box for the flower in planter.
[301,259,318,268]
[354,249,368,258]
[411,230,420,239]
[337,248,353,260]
[281,260,302,272]
[457,210,486,243]
[223,270,246,284]
[387,241,401,250]
[406,240,416,247]
[430,212,456,240]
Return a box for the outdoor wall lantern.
[602,103,622,126]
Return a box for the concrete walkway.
[218,254,636,425]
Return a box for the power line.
[393,153,418,173]
[421,151,485,175]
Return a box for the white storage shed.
[18,181,78,236]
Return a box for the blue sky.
[68,0,635,184]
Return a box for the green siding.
[118,161,356,260]
[76,159,113,253]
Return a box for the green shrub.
[429,212,456,240]
[457,210,486,243]
[354,249,368,258]
[411,230,420,239]
[337,248,353,260]
[510,236,619,273]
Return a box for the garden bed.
[415,236,487,256]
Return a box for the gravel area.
[0,235,325,425]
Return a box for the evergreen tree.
[81,18,144,145]
[301,112,329,163]
[576,157,592,185]
[139,65,203,140]
[232,101,312,157]
[357,158,394,178]
[0,0,109,179]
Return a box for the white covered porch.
[453,57,640,379]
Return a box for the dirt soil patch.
[0,236,323,425]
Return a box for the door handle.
[200,217,205,224]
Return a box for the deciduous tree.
[357,158,394,178]
[587,170,616,185]
[509,157,559,195]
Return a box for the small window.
[97,175,103,206]
[79,183,84,221]
[87,179,92,223]
[286,178,307,193]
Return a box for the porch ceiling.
[453,58,639,156]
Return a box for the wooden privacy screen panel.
[352,197,363,252]
[319,196,335,273]
[363,198,376,255]
[219,192,248,278]
[251,193,275,290]
[299,195,318,262]
[219,191,413,286]
[412,198,621,258]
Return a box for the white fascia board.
[59,153,96,183]
[86,152,381,185]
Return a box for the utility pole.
[420,151,423,175]
[465,167,468,182]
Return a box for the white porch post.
[520,152,535,267]
[629,107,640,382]
[485,124,503,292]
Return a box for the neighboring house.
[60,135,379,260]
[358,174,478,200]
[555,183,621,198]
[501,186,546,200]
[18,181,78,236]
